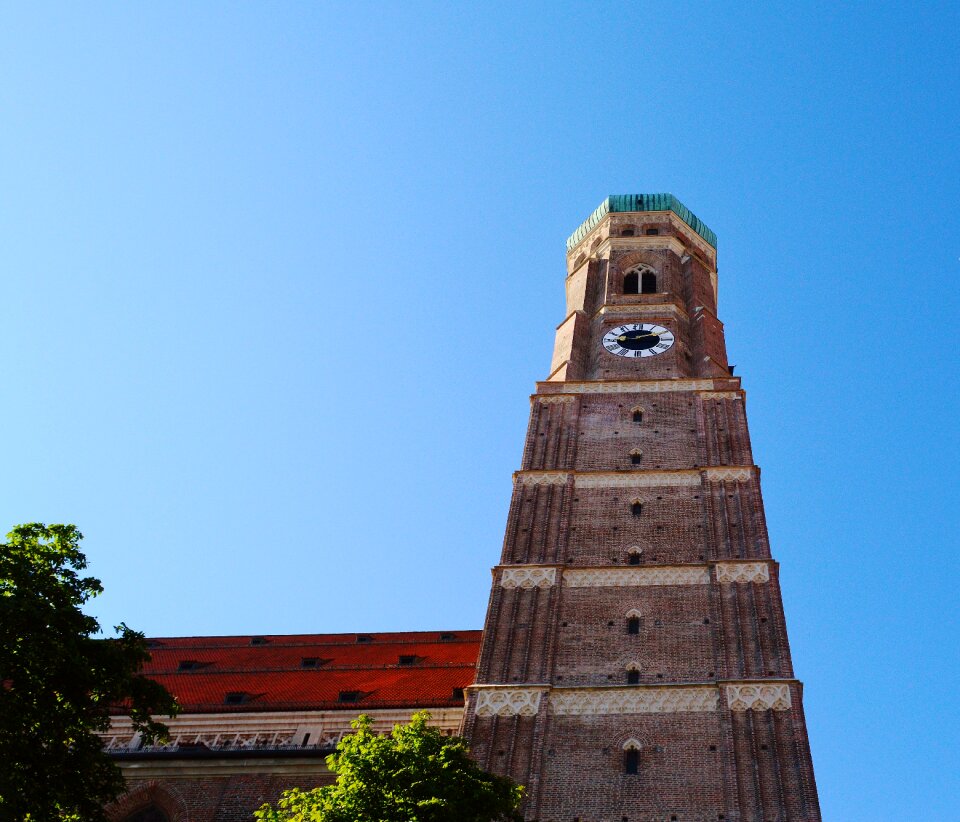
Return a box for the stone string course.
[469,682,793,716]
[496,561,772,588]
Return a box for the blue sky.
[2,2,958,818]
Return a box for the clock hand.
[618,331,668,342]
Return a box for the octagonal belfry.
[463,196,821,821]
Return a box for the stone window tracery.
[623,265,657,295]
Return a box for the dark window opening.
[439,632,457,641]
[398,655,418,665]
[623,271,639,295]
[301,657,324,668]
[632,410,643,423]
[645,228,659,236]
[250,636,269,646]
[624,748,639,774]
[224,692,249,705]
[302,732,311,746]
[338,690,362,703]
[356,634,374,643]
[627,669,640,685]
[628,553,641,565]
[177,660,203,671]
[631,502,643,517]
[124,806,169,822]
[452,687,465,702]
[621,228,635,237]
[631,453,642,465]
[641,271,657,294]
[627,617,641,635]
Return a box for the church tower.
[464,195,821,821]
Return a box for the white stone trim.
[103,707,465,752]
[550,686,719,716]
[513,467,757,489]
[500,567,558,589]
[595,303,690,322]
[574,471,701,488]
[725,683,792,712]
[472,687,545,717]
[703,392,742,400]
[715,562,770,583]
[515,471,570,486]
[704,467,755,482]
[539,379,722,395]
[564,566,710,587]
[469,681,797,718]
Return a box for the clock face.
[602,323,675,358]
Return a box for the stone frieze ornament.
[472,687,544,717]
[715,562,770,583]
[549,686,718,716]
[563,566,709,587]
[704,466,754,482]
[516,471,570,486]
[499,567,558,589]
[725,683,792,711]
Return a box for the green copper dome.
[566,194,716,251]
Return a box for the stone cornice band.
[469,682,792,717]
[514,466,755,487]
[498,562,770,589]
[535,378,741,395]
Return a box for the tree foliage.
[0,523,178,822]
[256,711,523,822]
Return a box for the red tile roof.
[130,630,481,714]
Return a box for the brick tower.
[463,195,820,821]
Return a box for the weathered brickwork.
[107,772,332,822]
[465,197,820,821]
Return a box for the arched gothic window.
[623,271,639,295]
[631,501,643,517]
[641,270,657,294]
[623,739,642,774]
[630,449,642,465]
[632,408,643,423]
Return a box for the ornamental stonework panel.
[473,688,544,717]
[563,566,709,587]
[725,683,792,711]
[549,686,718,716]
[499,567,558,589]
[516,471,569,486]
[703,466,754,482]
[551,378,720,394]
[715,562,770,583]
[574,471,700,489]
